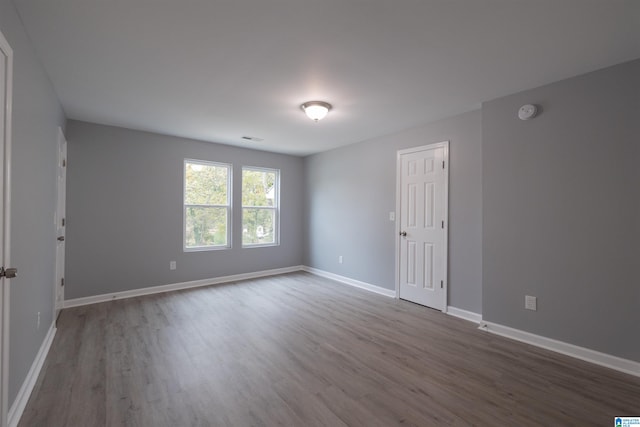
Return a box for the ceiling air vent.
[241,136,264,142]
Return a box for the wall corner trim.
[63,265,305,308]
[478,321,640,378]
[302,266,396,298]
[9,323,57,427]
[446,306,482,323]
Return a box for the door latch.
[0,267,17,279]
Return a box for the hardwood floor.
[19,272,640,426]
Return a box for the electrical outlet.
[338,255,343,264]
[169,261,176,270]
[525,295,537,311]
[37,312,41,329]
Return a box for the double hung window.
[184,160,231,250]
[242,167,279,247]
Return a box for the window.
[184,160,231,250]
[242,167,279,246]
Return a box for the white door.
[54,128,66,314]
[0,30,14,427]
[396,142,448,310]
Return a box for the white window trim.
[242,166,280,248]
[183,159,232,251]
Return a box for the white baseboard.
[9,322,56,427]
[479,320,640,378]
[446,306,482,323]
[63,265,304,308]
[302,266,396,298]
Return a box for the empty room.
[0,0,639,426]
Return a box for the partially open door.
[0,28,14,427]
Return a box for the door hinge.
[61,278,64,287]
[440,280,443,289]
[442,160,445,169]
[62,218,65,227]
[62,159,66,167]
[441,220,444,229]
[0,267,17,279]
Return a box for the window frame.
[241,166,280,248]
[183,158,232,252]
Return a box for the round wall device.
[518,104,538,120]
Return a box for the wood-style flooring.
[19,272,640,426]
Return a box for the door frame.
[395,141,449,311]
[54,127,66,316]
[0,29,13,427]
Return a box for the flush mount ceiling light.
[301,101,332,122]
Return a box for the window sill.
[184,245,231,252]
[242,243,280,249]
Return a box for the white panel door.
[397,143,448,310]
[54,128,67,314]
[0,29,13,427]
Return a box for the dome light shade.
[301,101,332,121]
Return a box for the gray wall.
[304,110,483,314]
[65,121,304,299]
[482,59,640,362]
[0,0,66,405]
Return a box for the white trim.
[54,127,67,314]
[394,146,401,300]
[302,266,396,298]
[0,29,13,427]
[478,321,640,378]
[242,243,279,249]
[8,323,56,427]
[395,141,449,311]
[63,266,303,308]
[446,306,482,323]
[441,142,449,311]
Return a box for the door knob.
[399,231,407,237]
[57,236,65,241]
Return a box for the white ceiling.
[12,0,640,156]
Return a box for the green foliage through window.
[184,161,230,249]
[242,168,279,246]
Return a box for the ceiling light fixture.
[301,101,332,122]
